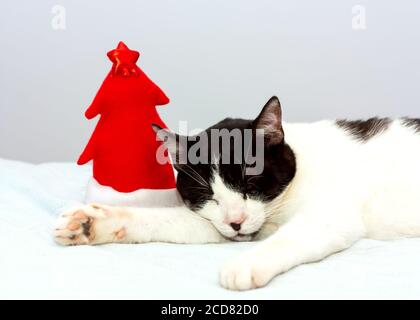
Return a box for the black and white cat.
[55,97,420,291]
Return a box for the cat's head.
[153,97,296,241]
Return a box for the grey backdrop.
[1,0,419,163]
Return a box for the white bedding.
[1,158,419,299]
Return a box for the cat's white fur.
[55,118,420,291]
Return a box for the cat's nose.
[230,222,242,231]
[228,214,245,231]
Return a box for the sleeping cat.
[55,96,420,291]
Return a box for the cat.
[55,96,420,291]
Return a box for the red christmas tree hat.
[78,42,176,203]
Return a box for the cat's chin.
[231,233,253,242]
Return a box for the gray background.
[1,0,419,163]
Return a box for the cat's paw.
[54,204,125,246]
[219,253,274,291]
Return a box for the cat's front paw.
[219,253,275,291]
[54,204,125,246]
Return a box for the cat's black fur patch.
[402,118,420,133]
[335,117,392,142]
[174,108,296,211]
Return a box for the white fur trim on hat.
[85,177,181,207]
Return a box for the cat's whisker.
[183,164,209,187]
[182,165,207,185]
[178,167,208,188]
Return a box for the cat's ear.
[254,96,284,145]
[152,124,188,168]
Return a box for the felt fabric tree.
[78,41,178,207]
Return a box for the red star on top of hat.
[107,41,140,77]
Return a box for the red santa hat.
[78,41,179,207]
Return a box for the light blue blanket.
[1,158,419,299]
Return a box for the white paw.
[54,204,124,246]
[219,253,274,291]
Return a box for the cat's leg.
[54,204,225,245]
[220,211,365,290]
